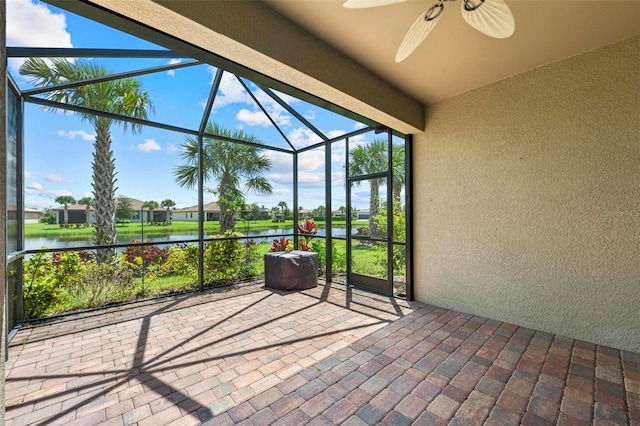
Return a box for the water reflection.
[26,228,347,250]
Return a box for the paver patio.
[5,281,640,425]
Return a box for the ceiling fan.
[344,0,515,63]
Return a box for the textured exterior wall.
[413,36,640,352]
[1,0,7,419]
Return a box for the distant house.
[173,202,221,222]
[356,209,370,220]
[330,209,369,219]
[55,197,168,224]
[24,208,43,224]
[298,209,314,218]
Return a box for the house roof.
[54,198,158,211]
[174,201,221,213]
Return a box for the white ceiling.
[264,0,640,105]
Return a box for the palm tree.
[270,206,279,221]
[77,197,93,227]
[160,199,175,225]
[174,122,273,233]
[55,195,76,227]
[348,139,387,237]
[20,58,154,263]
[348,139,406,237]
[142,200,159,224]
[277,201,288,222]
[338,206,346,217]
[391,144,405,202]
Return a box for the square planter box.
[264,250,318,291]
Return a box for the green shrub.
[203,231,245,285]
[23,253,62,319]
[162,244,199,285]
[66,261,136,308]
[310,239,346,274]
[241,239,261,278]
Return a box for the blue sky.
[7,0,398,214]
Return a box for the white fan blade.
[344,0,406,9]
[461,0,515,38]
[395,10,440,63]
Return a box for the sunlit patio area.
[5,282,639,425]
[2,0,640,424]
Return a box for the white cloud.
[7,0,73,72]
[270,89,298,106]
[24,170,32,178]
[287,128,323,148]
[44,173,64,183]
[354,122,367,130]
[132,139,161,152]
[57,129,95,141]
[304,110,316,121]
[25,182,73,199]
[166,144,179,153]
[236,109,270,127]
[266,151,293,172]
[167,59,182,77]
[271,189,291,196]
[209,71,292,128]
[211,71,253,107]
[297,150,325,172]
[265,150,328,188]
[326,130,347,140]
[27,182,42,191]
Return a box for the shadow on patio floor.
[5,281,415,425]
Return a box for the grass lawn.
[119,239,386,296]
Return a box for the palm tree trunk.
[219,188,236,234]
[370,180,382,238]
[92,123,117,263]
[218,173,238,233]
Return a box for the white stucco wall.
[413,36,640,352]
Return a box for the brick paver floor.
[5,281,640,425]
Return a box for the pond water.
[25,227,348,251]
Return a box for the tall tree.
[270,206,279,221]
[77,196,93,227]
[347,139,406,237]
[142,200,159,224]
[348,139,387,237]
[20,58,154,262]
[174,122,273,233]
[391,143,406,202]
[55,195,76,227]
[115,196,134,226]
[277,201,288,221]
[160,199,175,225]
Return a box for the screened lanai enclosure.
[5,1,412,335]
